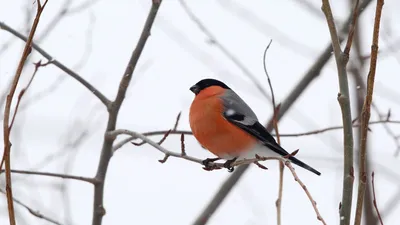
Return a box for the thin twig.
[371,172,384,225]
[262,40,284,225]
[91,1,163,225]
[0,188,63,225]
[118,112,182,151]
[354,1,384,224]
[277,120,400,137]
[1,1,49,224]
[131,129,171,146]
[283,161,327,225]
[173,111,182,131]
[321,1,356,224]
[262,40,275,106]
[275,107,284,225]
[0,169,98,184]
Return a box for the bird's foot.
[202,157,221,170]
[223,157,238,172]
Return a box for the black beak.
[190,85,200,94]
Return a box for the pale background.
[1,0,400,225]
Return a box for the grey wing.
[219,89,280,146]
[220,90,321,176]
[220,90,259,125]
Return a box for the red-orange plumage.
[189,86,256,157]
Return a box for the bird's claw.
[202,157,221,170]
[223,157,237,173]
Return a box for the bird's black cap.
[190,78,230,95]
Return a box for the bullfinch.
[189,78,321,176]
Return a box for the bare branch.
[0,169,98,184]
[91,1,163,225]
[131,129,171,147]
[113,112,182,152]
[109,129,205,165]
[354,1,384,224]
[109,129,326,225]
[321,1,356,224]
[173,111,182,131]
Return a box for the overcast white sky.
[1,0,400,225]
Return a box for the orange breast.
[189,95,256,158]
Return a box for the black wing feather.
[224,112,321,176]
[225,116,289,156]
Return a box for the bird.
[188,78,321,176]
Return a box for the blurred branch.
[217,0,317,58]
[0,169,98,184]
[91,1,163,225]
[68,0,102,14]
[178,0,271,101]
[292,0,325,19]
[1,2,49,224]
[321,1,356,224]
[371,172,384,225]
[0,188,63,225]
[0,22,112,108]
[354,1,384,224]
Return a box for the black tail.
[288,156,321,176]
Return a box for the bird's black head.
[189,78,231,95]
